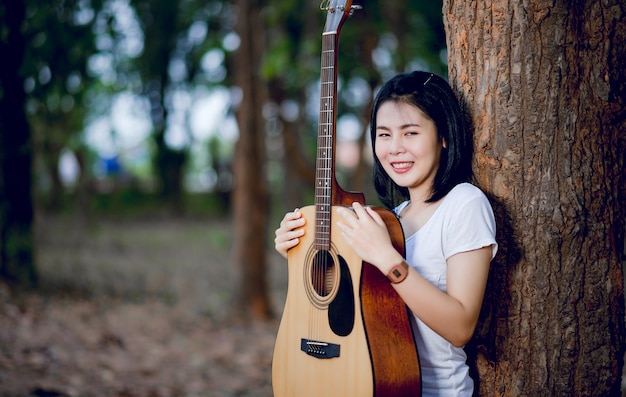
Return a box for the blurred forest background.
[0,0,448,395]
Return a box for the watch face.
[388,261,408,283]
[391,268,405,280]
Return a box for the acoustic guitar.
[271,1,421,396]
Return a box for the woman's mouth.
[391,162,413,172]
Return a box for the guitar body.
[272,1,420,395]
[273,205,374,397]
[272,206,421,397]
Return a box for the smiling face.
[374,100,444,199]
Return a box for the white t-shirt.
[395,183,498,396]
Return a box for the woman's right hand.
[274,208,306,259]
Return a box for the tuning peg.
[349,5,362,15]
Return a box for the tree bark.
[444,0,626,395]
[0,0,37,286]
[231,0,273,320]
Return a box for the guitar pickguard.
[328,254,355,336]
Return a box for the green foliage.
[5,0,447,215]
[20,0,111,211]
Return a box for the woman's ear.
[442,138,448,149]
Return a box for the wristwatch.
[386,260,409,284]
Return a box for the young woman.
[274,71,497,396]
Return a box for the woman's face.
[374,101,444,193]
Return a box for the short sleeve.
[442,185,498,260]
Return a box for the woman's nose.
[388,136,404,154]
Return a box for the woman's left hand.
[336,202,403,274]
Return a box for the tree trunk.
[132,0,186,212]
[41,132,64,211]
[231,0,273,320]
[0,0,37,286]
[444,0,626,395]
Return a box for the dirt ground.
[0,213,288,397]
[1,214,625,396]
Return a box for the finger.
[275,227,305,245]
[280,209,300,226]
[364,206,386,227]
[337,207,358,226]
[336,221,348,233]
[336,221,354,244]
[351,202,374,221]
[290,208,301,220]
[274,233,303,257]
[350,203,380,229]
[280,213,306,232]
[286,216,306,231]
[279,238,299,251]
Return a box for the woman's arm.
[394,247,491,347]
[337,202,492,347]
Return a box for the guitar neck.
[313,2,364,251]
[314,31,339,251]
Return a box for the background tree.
[0,0,36,286]
[24,0,104,213]
[131,0,187,211]
[230,0,273,320]
[130,0,231,212]
[1,0,110,285]
[444,0,626,394]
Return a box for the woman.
[274,71,497,396]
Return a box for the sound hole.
[311,250,336,297]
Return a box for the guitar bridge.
[301,338,340,359]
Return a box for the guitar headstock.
[321,0,361,34]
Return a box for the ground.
[0,214,287,397]
[1,214,625,396]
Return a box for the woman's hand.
[274,208,306,259]
[336,202,403,274]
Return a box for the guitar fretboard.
[314,32,338,251]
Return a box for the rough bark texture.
[444,0,626,395]
[231,0,273,320]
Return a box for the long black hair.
[370,71,473,209]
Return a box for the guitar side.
[272,205,374,397]
[361,207,422,396]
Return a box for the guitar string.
[312,32,335,341]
